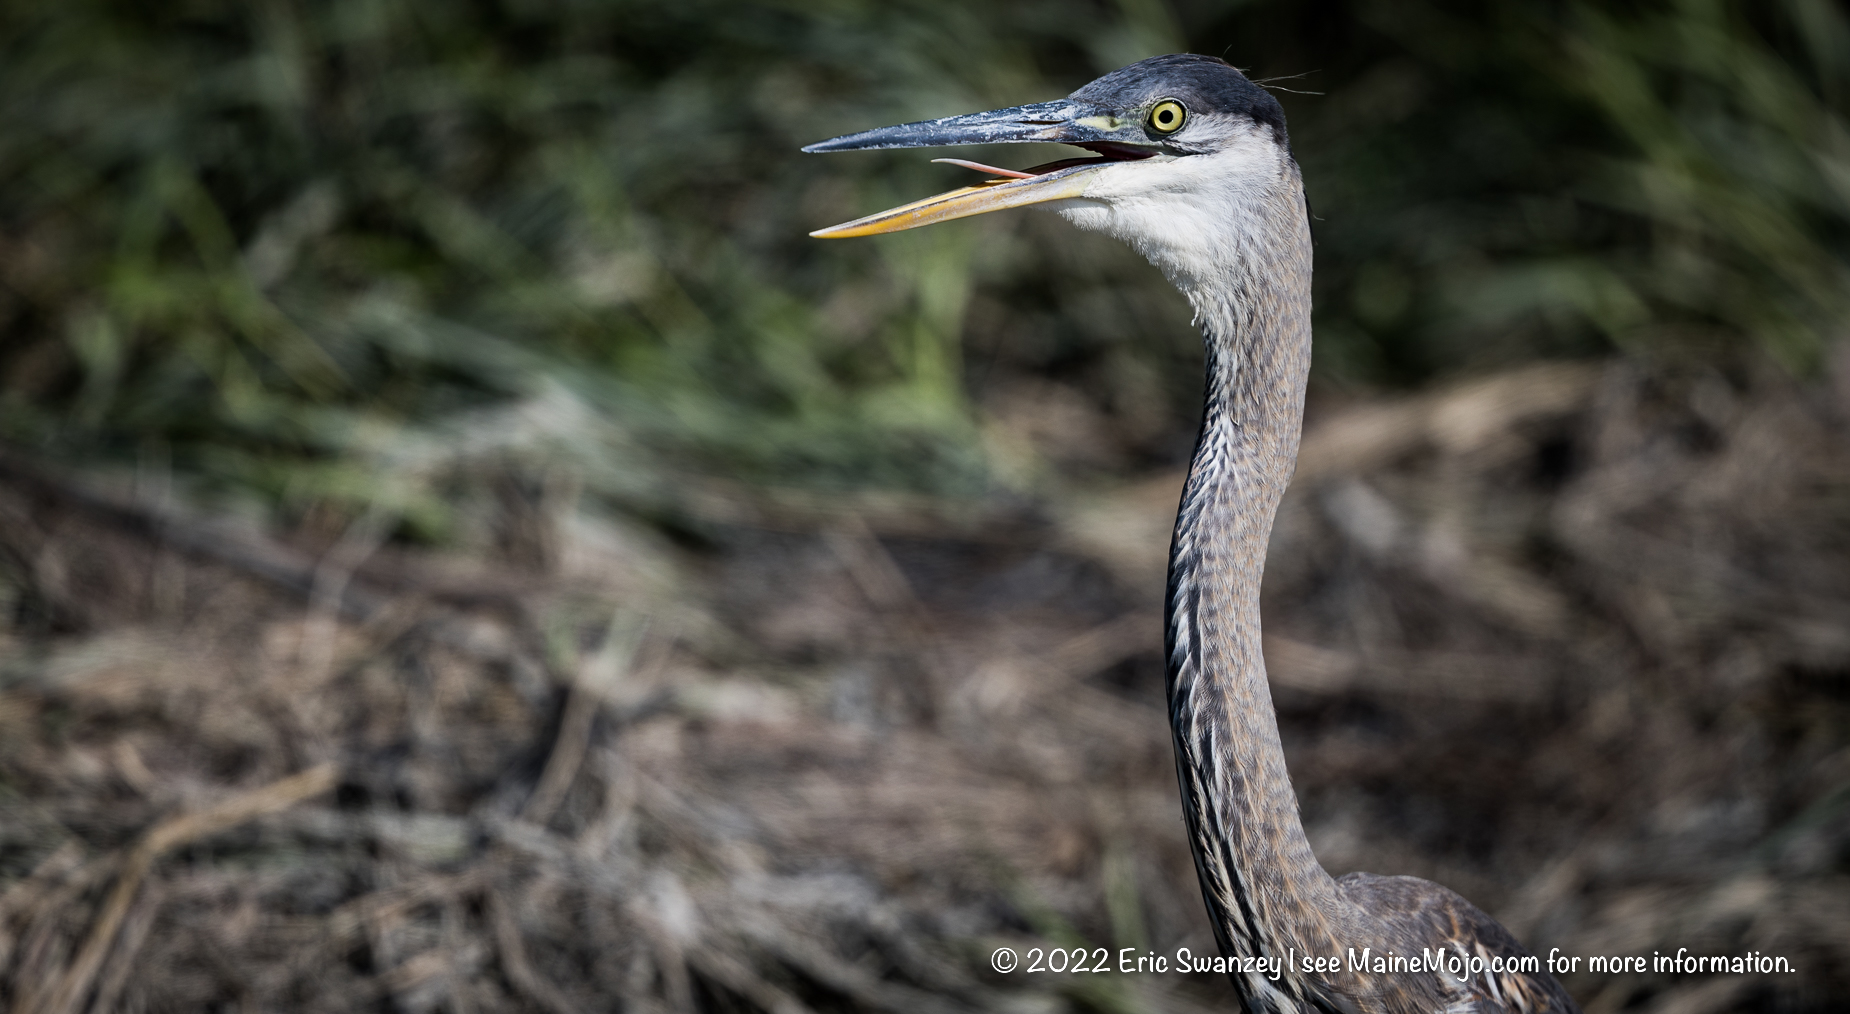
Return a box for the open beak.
[802,100,1156,238]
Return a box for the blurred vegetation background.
[5,0,1847,524]
[4,1,1850,1012]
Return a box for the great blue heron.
[804,55,1579,1014]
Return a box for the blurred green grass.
[2,0,1846,533]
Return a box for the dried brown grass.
[1,358,1847,1013]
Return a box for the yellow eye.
[1148,100,1186,134]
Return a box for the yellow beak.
[810,166,1099,238]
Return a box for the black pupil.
[1158,109,1174,125]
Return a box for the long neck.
[1163,170,1341,971]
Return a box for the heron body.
[806,54,1578,1014]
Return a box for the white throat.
[1048,125,1300,338]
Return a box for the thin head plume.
[1253,70,1323,97]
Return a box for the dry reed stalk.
[21,764,338,1014]
[523,612,646,825]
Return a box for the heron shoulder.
[1335,872,1580,1014]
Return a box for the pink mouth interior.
[930,158,1038,180]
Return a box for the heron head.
[803,54,1295,280]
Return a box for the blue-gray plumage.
[805,54,1579,1014]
